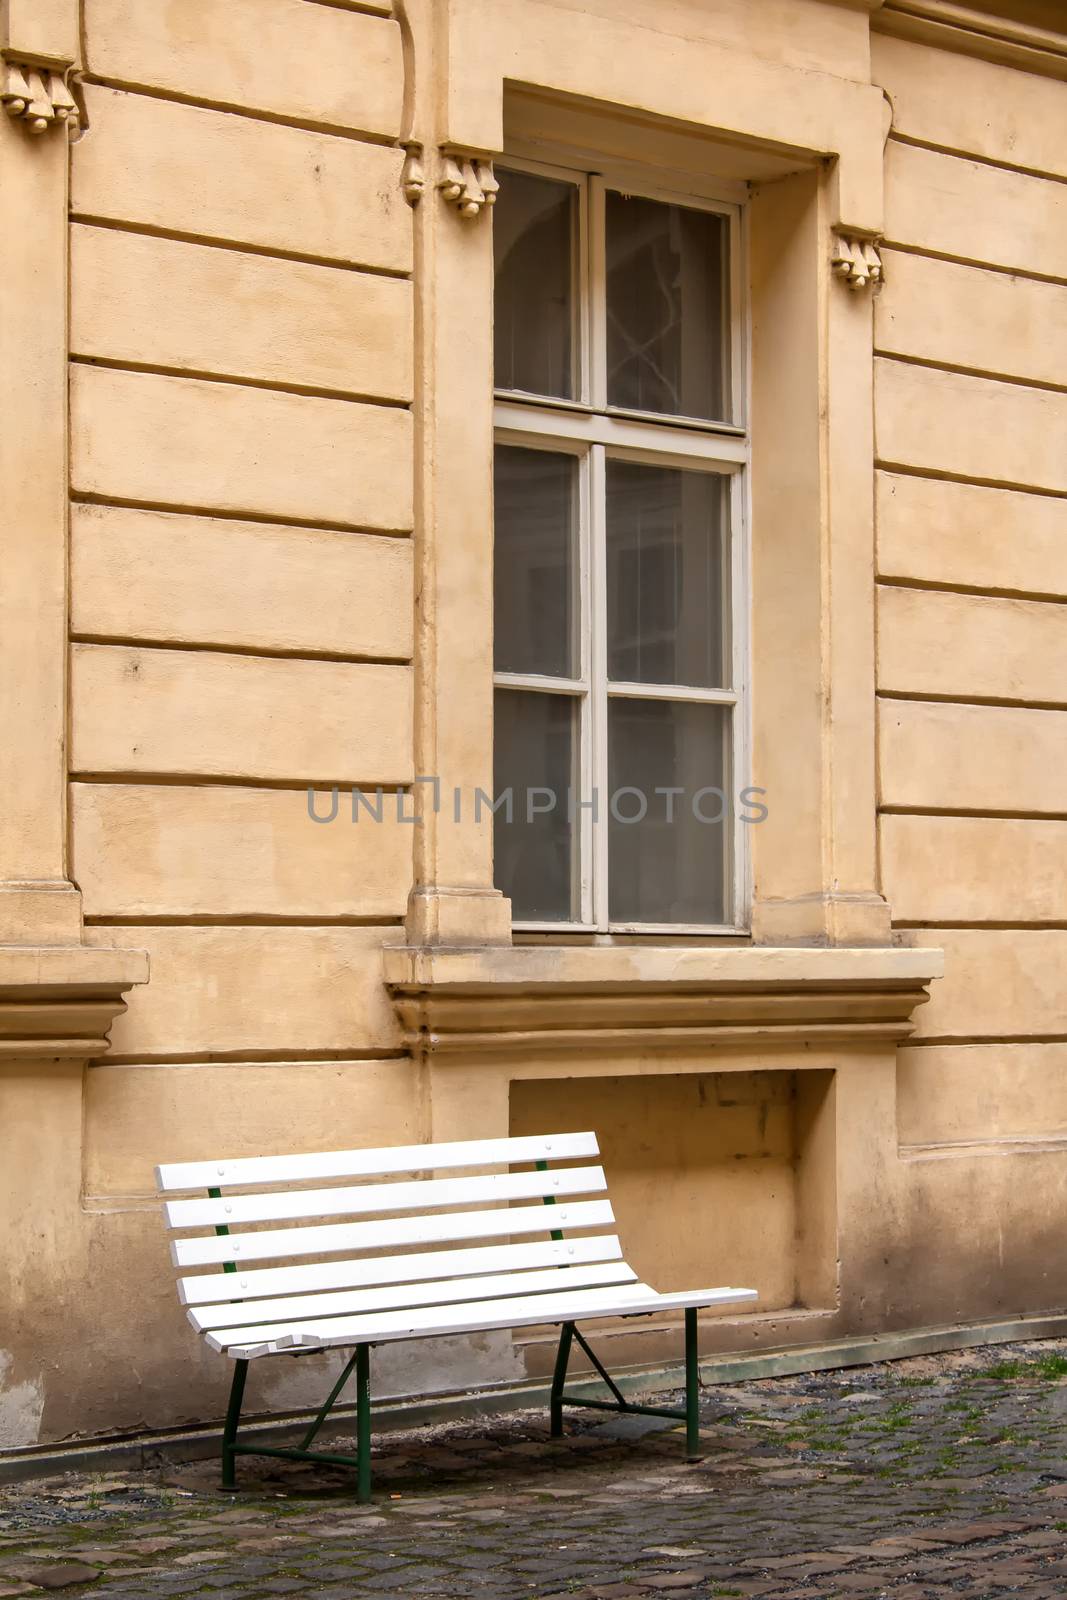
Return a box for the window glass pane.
[494,446,579,678]
[606,192,728,422]
[494,689,579,921]
[494,169,577,400]
[608,699,728,925]
[606,460,726,688]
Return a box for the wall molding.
[875,0,1067,80]
[0,946,148,1059]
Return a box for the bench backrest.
[157,1131,631,1344]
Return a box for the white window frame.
[493,153,751,936]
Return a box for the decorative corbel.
[1,57,79,135]
[831,233,884,292]
[2,0,83,140]
[436,151,499,219]
[400,143,500,218]
[400,140,425,206]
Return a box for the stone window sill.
[383,943,944,1060]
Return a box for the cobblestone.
[4,1341,1067,1596]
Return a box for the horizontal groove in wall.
[70,771,409,793]
[875,459,1067,499]
[880,805,1067,821]
[70,632,411,668]
[900,1134,1067,1162]
[83,914,405,928]
[878,239,1067,289]
[902,1034,1067,1048]
[300,0,393,15]
[873,348,1067,398]
[71,492,412,539]
[78,73,400,150]
[878,688,1067,714]
[94,1049,409,1067]
[876,574,1067,606]
[886,130,1067,187]
[68,499,412,541]
[69,354,412,411]
[69,215,411,282]
[877,1,1067,56]
[893,920,1067,930]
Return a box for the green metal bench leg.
[550,1321,574,1438]
[222,1358,249,1489]
[299,1347,361,1451]
[356,1343,372,1504]
[684,1308,700,1460]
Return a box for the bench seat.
[207,1283,755,1360]
[157,1131,757,1497]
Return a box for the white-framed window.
[492,155,749,934]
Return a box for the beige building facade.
[0,0,1065,1461]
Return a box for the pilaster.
[401,0,511,947]
[0,0,81,944]
[748,167,891,946]
[0,0,145,1013]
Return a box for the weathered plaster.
[0,0,1063,1462]
[0,1354,44,1451]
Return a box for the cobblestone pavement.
[5,1340,1067,1598]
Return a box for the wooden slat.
[190,1260,640,1333]
[178,1233,625,1307]
[171,1198,616,1268]
[211,1279,653,1351]
[216,1283,760,1357]
[158,1131,599,1192]
[166,1164,606,1229]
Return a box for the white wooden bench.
[157,1131,757,1499]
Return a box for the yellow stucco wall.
[0,0,1064,1455]
[870,27,1067,1322]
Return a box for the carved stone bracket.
[400,141,426,205]
[438,152,498,217]
[1,58,79,135]
[402,144,499,216]
[831,233,884,291]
